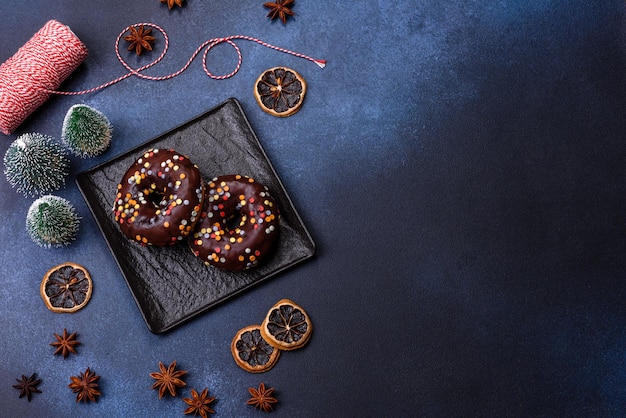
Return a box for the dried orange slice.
[231,325,281,373]
[260,299,312,351]
[40,262,92,313]
[254,67,307,117]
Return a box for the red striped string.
[49,22,326,96]
[0,21,325,134]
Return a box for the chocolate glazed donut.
[189,174,280,271]
[113,148,204,246]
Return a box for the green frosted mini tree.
[3,133,69,197]
[61,104,112,158]
[26,195,80,248]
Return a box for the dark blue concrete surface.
[1,1,626,416]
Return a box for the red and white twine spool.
[0,20,326,135]
[0,20,88,135]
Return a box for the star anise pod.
[68,367,101,403]
[183,387,216,417]
[150,360,187,398]
[13,373,42,401]
[51,328,80,358]
[246,382,278,412]
[160,0,184,9]
[264,0,295,24]
[123,25,156,56]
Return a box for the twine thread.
[0,21,326,135]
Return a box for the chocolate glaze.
[113,148,204,246]
[189,174,280,271]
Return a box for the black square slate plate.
[76,98,315,333]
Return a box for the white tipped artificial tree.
[3,133,69,197]
[26,195,80,247]
[61,104,112,158]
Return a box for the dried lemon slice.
[254,67,307,117]
[260,299,312,351]
[231,325,281,373]
[40,262,92,313]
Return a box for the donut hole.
[147,189,167,209]
[224,211,246,232]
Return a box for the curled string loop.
[50,22,326,96]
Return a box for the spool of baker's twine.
[0,20,87,135]
[0,20,326,136]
